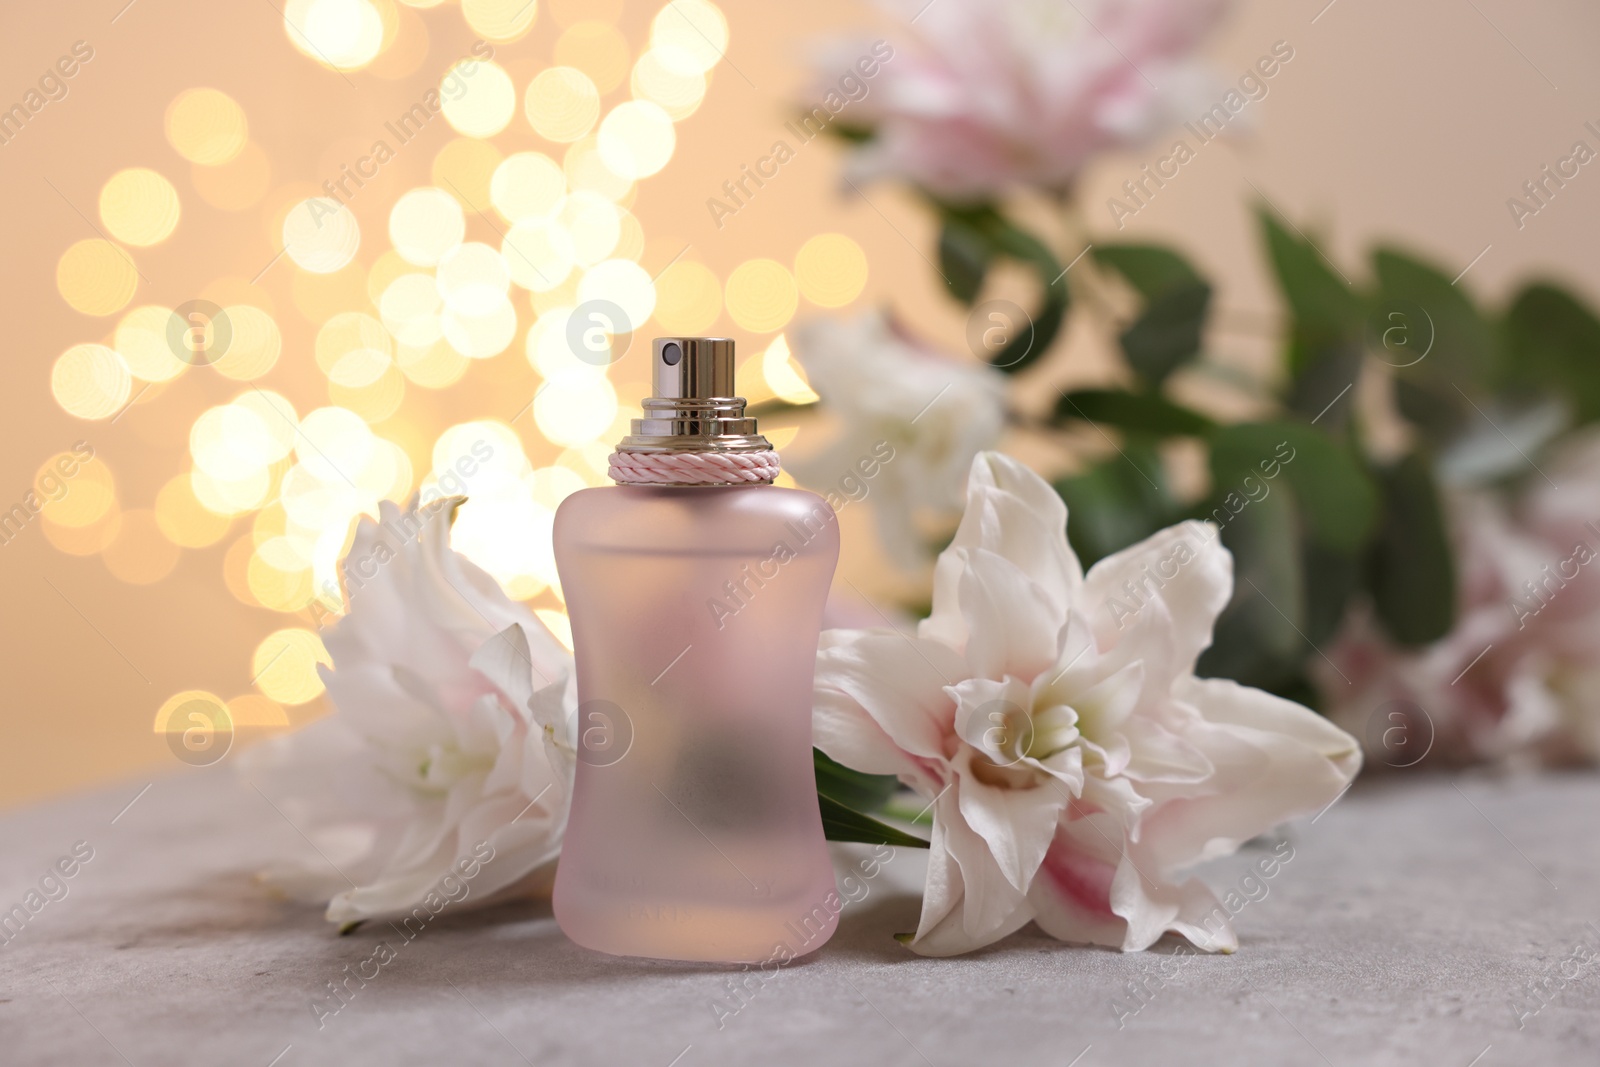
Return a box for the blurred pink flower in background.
[1321,431,1600,769]
[827,0,1230,199]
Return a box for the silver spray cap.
[616,337,772,454]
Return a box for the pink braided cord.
[608,449,781,485]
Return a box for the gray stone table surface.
[1,766,1597,1066]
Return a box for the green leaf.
[1302,540,1362,649]
[818,793,929,848]
[1197,489,1305,689]
[1208,421,1377,553]
[1502,283,1600,424]
[1371,246,1493,384]
[935,204,1069,375]
[1053,440,1175,567]
[1053,389,1214,437]
[814,748,898,813]
[1119,281,1213,386]
[937,215,992,305]
[1257,206,1363,350]
[1284,340,1362,426]
[1093,244,1203,300]
[1366,452,1456,645]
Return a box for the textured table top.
[1,767,1596,1066]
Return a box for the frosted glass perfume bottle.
[552,337,841,963]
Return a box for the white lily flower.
[789,310,1007,569]
[237,497,576,927]
[814,452,1360,954]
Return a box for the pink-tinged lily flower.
[814,452,1360,954]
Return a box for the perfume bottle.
[552,337,841,963]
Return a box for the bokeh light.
[315,312,394,387]
[555,21,631,93]
[725,258,799,333]
[155,474,234,548]
[191,142,272,211]
[115,305,186,383]
[165,87,248,165]
[631,47,708,120]
[761,334,820,404]
[437,242,512,316]
[795,233,868,307]
[653,260,722,334]
[649,0,728,75]
[441,59,516,138]
[559,191,620,266]
[283,198,360,273]
[535,370,619,447]
[283,0,385,70]
[525,66,601,143]
[100,169,181,247]
[212,305,283,380]
[52,344,132,420]
[597,100,675,180]
[389,186,465,267]
[503,219,575,291]
[490,152,565,222]
[579,258,656,326]
[36,452,115,529]
[253,629,332,704]
[462,0,539,42]
[57,239,138,316]
[432,138,501,209]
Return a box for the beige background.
[3,0,1598,810]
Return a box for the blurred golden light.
[192,466,274,516]
[36,452,115,529]
[725,258,798,333]
[366,248,414,303]
[102,509,181,585]
[52,344,132,420]
[462,0,538,42]
[191,142,272,211]
[578,257,656,326]
[490,151,565,222]
[631,47,707,120]
[555,21,631,93]
[614,208,645,261]
[99,168,181,247]
[557,442,613,486]
[290,259,368,324]
[380,273,444,346]
[550,0,621,26]
[283,0,385,70]
[558,191,620,266]
[597,100,675,180]
[296,406,377,481]
[563,134,633,201]
[57,239,139,317]
[283,198,360,273]
[432,138,501,211]
[653,260,722,335]
[153,690,229,736]
[761,334,819,404]
[227,694,291,727]
[650,0,728,75]
[503,219,575,291]
[442,297,519,358]
[530,464,587,510]
[399,0,446,7]
[397,339,471,387]
[164,88,248,165]
[114,305,185,383]
[190,404,280,480]
[437,242,512,315]
[233,390,299,460]
[252,629,332,705]
[369,3,431,80]
[536,608,574,650]
[43,506,121,556]
[532,273,582,316]
[224,535,257,604]
[525,66,601,143]
[441,59,516,138]
[212,305,283,380]
[248,552,315,612]
[795,233,869,307]
[328,364,408,422]
[315,311,394,388]
[535,368,619,447]
[155,474,233,548]
[389,186,465,267]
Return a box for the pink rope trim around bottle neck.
[608,449,781,485]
